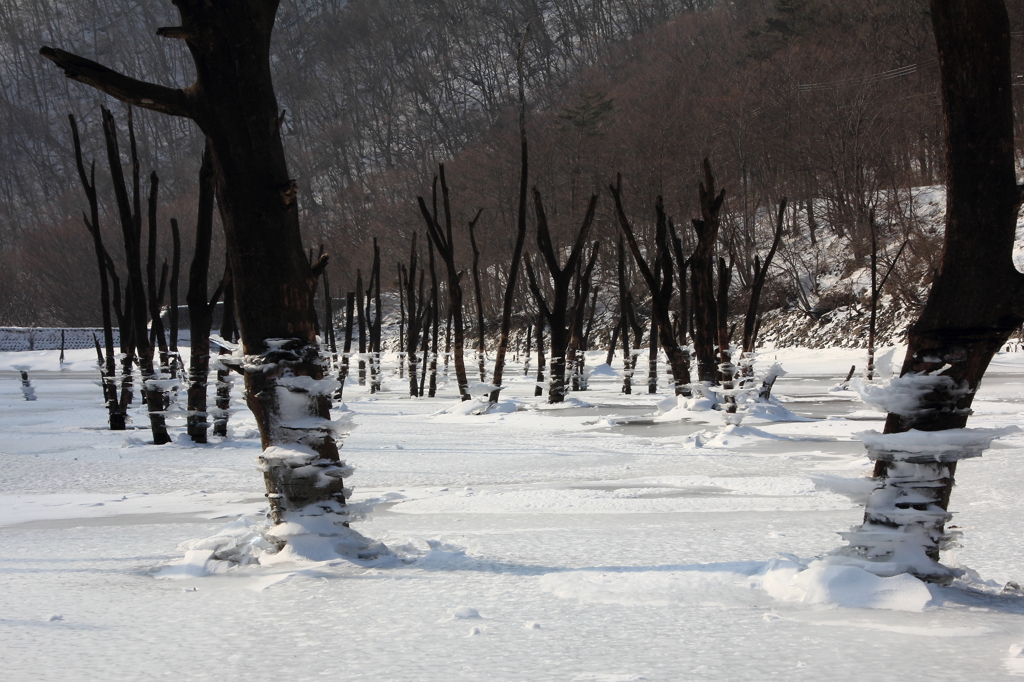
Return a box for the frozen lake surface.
[4,346,1024,680]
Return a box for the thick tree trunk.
[844,0,1024,581]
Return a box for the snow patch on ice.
[542,557,934,612]
[450,606,481,620]
[437,395,520,417]
[755,557,934,611]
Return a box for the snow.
[5,347,1024,679]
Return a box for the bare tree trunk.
[428,238,440,397]
[185,144,223,444]
[845,0,1024,581]
[68,114,126,430]
[212,265,235,438]
[418,166,471,400]
[534,316,546,397]
[524,322,533,377]
[488,29,530,404]
[323,264,337,374]
[740,198,786,366]
[336,292,354,400]
[100,108,169,444]
[525,190,597,403]
[469,217,487,383]
[618,238,633,395]
[369,240,382,393]
[403,236,428,398]
[690,159,727,384]
[169,214,181,377]
[356,269,366,386]
[717,256,736,412]
[610,181,690,394]
[397,263,406,379]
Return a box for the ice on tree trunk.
[837,426,1017,584]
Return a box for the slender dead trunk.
[524,322,533,377]
[618,238,633,395]
[690,159,727,384]
[356,269,366,386]
[717,256,736,412]
[185,143,223,444]
[428,238,440,397]
[534,316,546,397]
[100,108,169,444]
[418,166,471,400]
[525,190,597,403]
[337,292,355,400]
[369,240,383,393]
[212,264,235,438]
[69,115,126,430]
[469,217,487,383]
[488,30,531,403]
[741,196,786,360]
[610,181,691,395]
[397,263,406,379]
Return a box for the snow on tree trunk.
[838,0,1024,582]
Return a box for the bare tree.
[42,1,351,529]
[69,114,127,430]
[525,189,597,403]
[418,166,471,400]
[487,28,531,404]
[690,159,727,384]
[740,198,786,364]
[610,179,691,395]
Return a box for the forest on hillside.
[1,0,1022,343]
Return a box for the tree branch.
[40,47,194,119]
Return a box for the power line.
[797,60,937,92]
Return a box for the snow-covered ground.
[5,346,1024,680]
